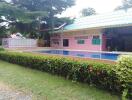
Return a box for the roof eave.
[54,23,132,33]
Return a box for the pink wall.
[102,34,107,51]
[51,30,106,51]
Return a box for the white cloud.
[60,0,122,17]
[5,0,11,2]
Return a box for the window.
[52,39,59,45]
[92,35,101,45]
[93,36,100,39]
[77,40,85,44]
[63,39,69,47]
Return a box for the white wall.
[2,38,37,48]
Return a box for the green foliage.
[122,89,129,100]
[0,60,119,100]
[0,2,29,22]
[0,2,48,23]
[0,26,7,36]
[0,52,130,99]
[0,0,74,37]
[81,7,96,17]
[116,55,132,99]
[115,0,132,11]
[11,0,75,34]
[11,0,75,14]
[0,1,48,37]
[0,51,123,95]
[0,47,4,51]
[1,51,131,99]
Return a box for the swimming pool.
[37,50,119,61]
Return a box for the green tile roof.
[64,9,132,31]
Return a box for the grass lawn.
[0,60,119,100]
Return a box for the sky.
[60,0,123,17]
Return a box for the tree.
[11,0,75,32]
[115,0,132,11]
[81,7,96,17]
[0,1,48,23]
[11,0,74,14]
[0,0,49,38]
[0,0,6,2]
[0,0,75,40]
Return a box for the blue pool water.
[38,50,119,61]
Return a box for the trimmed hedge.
[0,51,131,99]
[116,55,132,99]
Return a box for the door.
[63,39,69,47]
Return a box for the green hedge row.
[0,51,131,99]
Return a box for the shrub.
[0,51,131,99]
[37,39,45,47]
[0,47,5,51]
[116,55,132,99]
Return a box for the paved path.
[0,83,32,100]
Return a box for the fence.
[2,38,37,48]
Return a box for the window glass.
[92,35,101,45]
[77,40,85,44]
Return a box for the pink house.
[51,29,106,51]
[51,9,132,52]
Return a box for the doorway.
[63,39,69,47]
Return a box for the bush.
[37,39,45,47]
[0,51,131,99]
[116,55,132,99]
[0,47,5,51]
